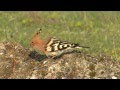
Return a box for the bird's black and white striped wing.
[45,37,89,52]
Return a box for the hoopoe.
[30,29,89,59]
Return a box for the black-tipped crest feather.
[36,29,42,35]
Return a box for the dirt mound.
[0,42,120,79]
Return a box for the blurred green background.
[0,11,120,60]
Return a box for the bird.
[30,29,89,59]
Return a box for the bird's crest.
[32,29,42,40]
[36,28,42,35]
[30,29,42,47]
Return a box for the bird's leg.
[51,54,63,60]
[45,54,50,59]
[45,52,56,59]
[45,53,52,59]
[43,51,50,59]
[51,55,57,59]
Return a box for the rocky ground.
[0,42,120,79]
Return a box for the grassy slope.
[0,11,120,60]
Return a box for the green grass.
[0,11,120,60]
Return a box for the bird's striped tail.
[71,43,90,49]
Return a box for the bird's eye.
[31,42,34,44]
